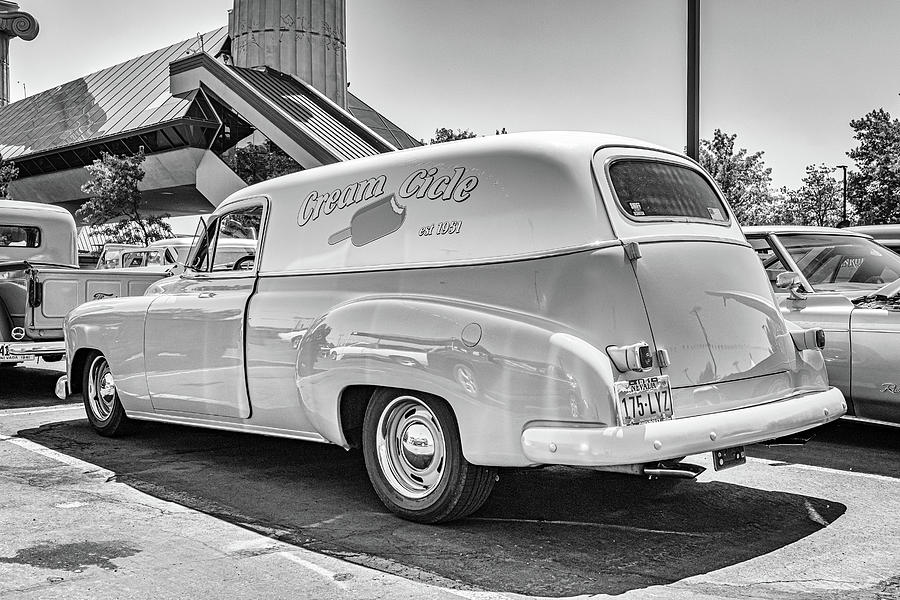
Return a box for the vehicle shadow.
[0,363,73,409]
[20,420,846,597]
[750,419,900,479]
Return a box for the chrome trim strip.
[256,240,623,278]
[126,410,330,443]
[1,341,65,355]
[850,329,900,335]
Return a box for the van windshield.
[609,160,729,223]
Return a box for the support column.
[0,1,39,107]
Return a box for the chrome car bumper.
[0,340,66,357]
[54,375,69,401]
[521,387,846,466]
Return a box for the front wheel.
[83,352,134,436]
[362,389,496,523]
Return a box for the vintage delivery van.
[61,132,846,523]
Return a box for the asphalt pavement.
[1,362,898,599]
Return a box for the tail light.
[606,342,653,373]
[790,327,825,351]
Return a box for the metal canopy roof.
[0,26,419,167]
[0,28,228,162]
[347,92,420,150]
[228,64,394,161]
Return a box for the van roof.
[218,131,672,211]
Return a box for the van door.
[593,150,797,417]
[145,201,264,419]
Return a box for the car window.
[122,252,146,267]
[211,205,261,272]
[0,225,40,247]
[748,237,788,289]
[778,234,900,291]
[608,160,729,223]
[189,205,262,273]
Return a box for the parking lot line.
[747,456,899,483]
[0,434,115,478]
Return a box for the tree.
[846,108,900,224]
[0,155,18,199]
[226,141,302,185]
[78,151,172,245]
[429,127,477,144]
[698,129,778,225]
[784,164,847,227]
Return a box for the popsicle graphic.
[328,193,407,246]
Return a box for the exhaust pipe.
[591,461,706,479]
[643,461,706,479]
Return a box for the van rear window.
[0,225,41,247]
[609,160,729,223]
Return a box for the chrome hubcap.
[87,356,116,421]
[376,396,446,499]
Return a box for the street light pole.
[686,0,700,161]
[836,164,848,227]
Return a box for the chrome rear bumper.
[521,387,846,466]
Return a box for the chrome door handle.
[198,292,217,299]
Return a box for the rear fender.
[295,295,618,466]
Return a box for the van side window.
[609,160,729,223]
[191,204,262,273]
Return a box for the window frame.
[605,157,732,227]
[185,197,268,278]
[0,223,42,248]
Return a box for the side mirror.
[776,271,807,300]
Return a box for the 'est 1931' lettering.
[419,221,463,236]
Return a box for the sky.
[6,0,900,190]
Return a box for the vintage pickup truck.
[60,133,845,523]
[0,199,169,366]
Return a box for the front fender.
[295,295,619,466]
[65,295,157,409]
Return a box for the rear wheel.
[362,388,496,523]
[83,352,134,436]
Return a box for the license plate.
[0,344,33,362]
[615,375,673,425]
[712,446,746,471]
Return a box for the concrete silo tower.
[0,1,38,107]
[228,0,347,108]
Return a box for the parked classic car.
[849,224,900,253]
[0,199,167,366]
[745,225,900,425]
[60,133,844,523]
